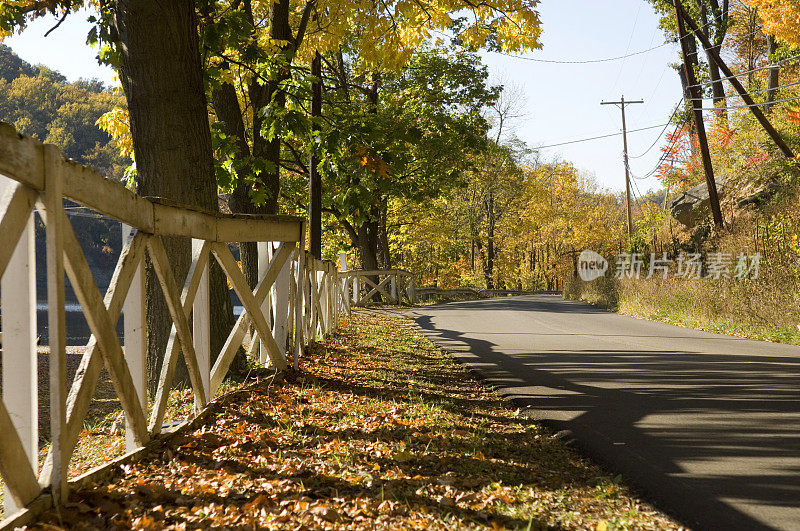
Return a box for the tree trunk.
[484,190,495,289]
[766,35,779,113]
[678,34,700,158]
[357,223,380,271]
[747,8,758,90]
[211,80,261,289]
[253,0,292,217]
[309,52,322,259]
[377,204,391,269]
[113,0,233,394]
[699,1,728,121]
[707,49,727,121]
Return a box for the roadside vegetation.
[28,312,681,530]
[562,2,800,345]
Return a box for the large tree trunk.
[677,33,701,158]
[707,50,727,121]
[254,0,292,218]
[113,0,233,394]
[211,80,260,288]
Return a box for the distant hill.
[0,44,37,81]
[0,44,127,181]
[0,45,128,313]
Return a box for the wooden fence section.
[340,269,417,306]
[0,122,349,525]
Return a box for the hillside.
[0,45,125,325]
[0,44,127,181]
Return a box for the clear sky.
[5,1,682,195]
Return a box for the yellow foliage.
[96,106,133,159]
[260,0,542,70]
[745,0,800,46]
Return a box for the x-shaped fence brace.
[0,122,352,525]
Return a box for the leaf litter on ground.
[27,311,685,530]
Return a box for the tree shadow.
[411,294,800,530]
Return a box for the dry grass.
[564,269,800,345]
[26,312,682,530]
[617,275,800,344]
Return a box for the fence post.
[408,276,417,304]
[192,239,210,405]
[42,144,68,502]
[352,274,359,304]
[123,225,146,450]
[1,197,37,514]
[332,267,339,331]
[257,241,270,365]
[338,253,349,317]
[293,248,305,370]
[328,265,334,332]
[272,242,290,357]
[303,254,311,341]
[390,272,397,302]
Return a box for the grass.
[564,274,800,345]
[27,312,682,530]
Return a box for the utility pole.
[672,0,725,228]
[602,96,643,238]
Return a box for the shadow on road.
[411,296,800,531]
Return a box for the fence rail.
[0,122,349,526]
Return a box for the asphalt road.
[407,295,800,530]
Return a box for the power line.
[697,93,800,110]
[629,99,684,159]
[534,123,669,150]
[628,124,684,181]
[610,1,643,92]
[687,53,800,89]
[489,19,723,66]
[686,80,800,102]
[490,42,672,64]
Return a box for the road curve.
[406,294,800,531]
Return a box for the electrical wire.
[488,19,722,66]
[489,42,672,64]
[685,79,800,102]
[686,53,800,89]
[628,127,684,181]
[610,1,643,92]
[697,93,800,110]
[628,99,684,159]
[534,123,670,150]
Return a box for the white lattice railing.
[340,269,417,306]
[0,121,349,525]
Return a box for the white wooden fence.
[340,269,417,306]
[0,122,348,524]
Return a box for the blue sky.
[5,1,682,194]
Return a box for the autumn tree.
[745,0,800,46]
[297,46,497,270]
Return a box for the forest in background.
[3,0,800,296]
